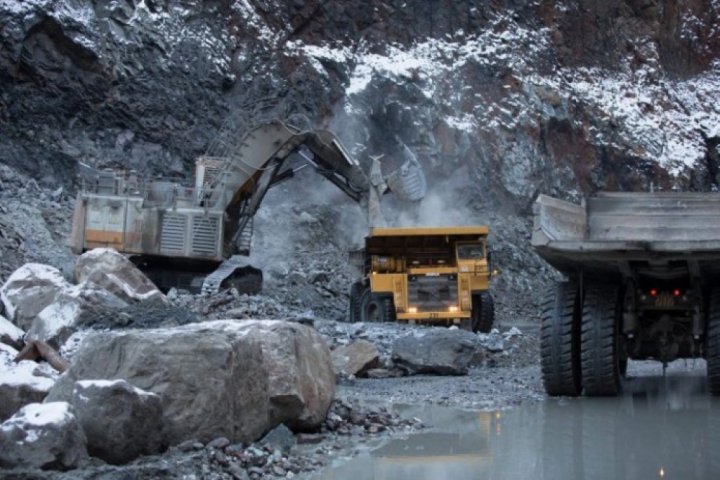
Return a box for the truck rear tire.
[706,288,720,395]
[581,283,622,396]
[472,292,495,333]
[541,281,582,396]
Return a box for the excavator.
[68,120,426,294]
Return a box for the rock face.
[331,340,380,377]
[70,379,164,464]
[392,329,480,375]
[0,402,88,470]
[74,248,167,306]
[0,344,58,422]
[47,320,334,445]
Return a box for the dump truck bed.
[532,192,720,277]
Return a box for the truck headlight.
[449,306,459,313]
[408,307,418,313]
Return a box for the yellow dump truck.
[348,226,495,333]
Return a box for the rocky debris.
[0,314,23,349]
[260,424,295,454]
[47,320,334,446]
[0,402,88,471]
[392,329,481,376]
[480,329,506,353]
[331,339,380,378]
[70,379,164,465]
[0,344,58,422]
[321,398,423,437]
[74,248,168,307]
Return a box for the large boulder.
[74,248,168,306]
[0,344,58,422]
[70,379,164,464]
[47,320,334,445]
[0,402,88,470]
[243,321,335,431]
[391,329,481,375]
[46,321,268,446]
[0,314,24,349]
[331,340,380,377]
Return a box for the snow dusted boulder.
[47,320,334,446]
[0,263,129,348]
[70,379,163,464]
[0,264,69,332]
[392,329,480,375]
[0,314,24,349]
[75,248,168,306]
[0,344,58,422]
[331,340,380,378]
[0,402,88,470]
[243,321,335,431]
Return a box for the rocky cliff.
[1,0,719,314]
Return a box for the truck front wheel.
[706,288,720,395]
[361,293,395,323]
[347,282,364,322]
[540,281,582,397]
[581,283,622,396]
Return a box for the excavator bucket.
[383,146,427,202]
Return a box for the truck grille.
[408,275,458,311]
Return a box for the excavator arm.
[205,120,424,257]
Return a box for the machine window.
[457,243,485,259]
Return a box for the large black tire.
[347,282,364,322]
[360,292,394,323]
[581,283,623,396]
[706,288,720,395]
[472,292,495,333]
[540,281,582,396]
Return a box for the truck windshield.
[457,243,485,259]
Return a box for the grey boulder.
[0,402,88,470]
[46,320,335,446]
[331,340,380,377]
[391,329,480,375]
[0,263,69,332]
[244,320,335,431]
[70,379,164,464]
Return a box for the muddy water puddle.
[314,364,720,479]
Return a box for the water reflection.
[315,366,720,480]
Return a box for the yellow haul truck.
[348,226,495,333]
